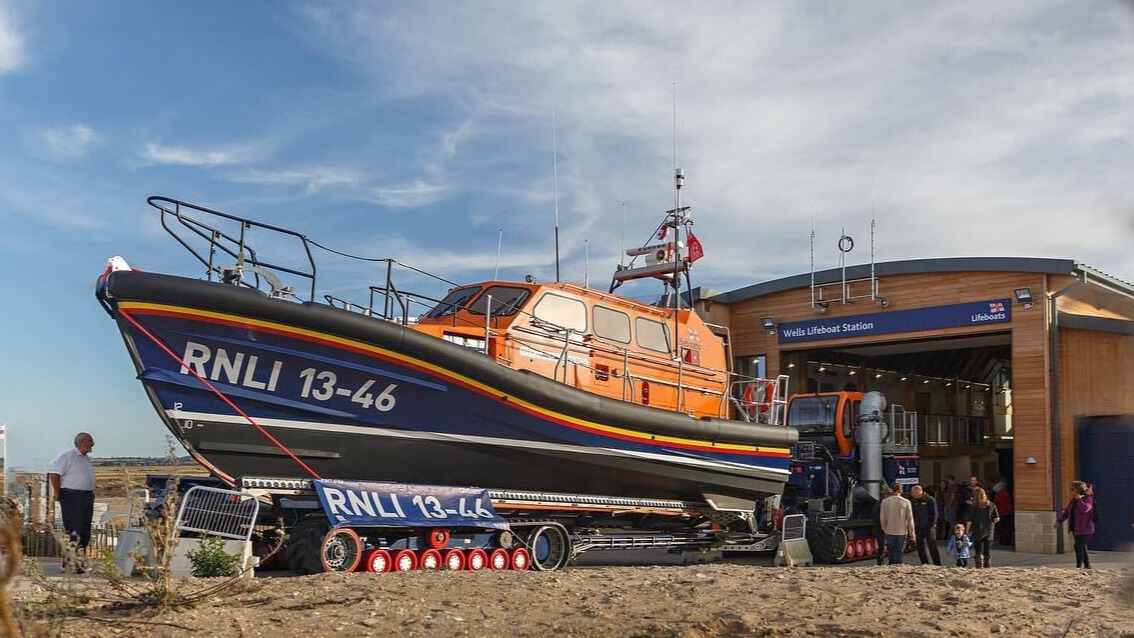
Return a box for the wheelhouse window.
[425,286,481,319]
[466,285,531,317]
[532,293,587,332]
[786,395,839,434]
[635,317,671,353]
[592,305,631,343]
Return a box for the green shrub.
[185,535,240,578]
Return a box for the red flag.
[657,225,668,240]
[687,233,704,263]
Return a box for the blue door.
[1077,416,1134,551]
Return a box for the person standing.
[943,475,960,538]
[992,482,1014,545]
[909,485,941,565]
[959,475,979,524]
[48,433,97,561]
[880,483,915,565]
[871,483,891,566]
[1055,480,1095,569]
[965,486,1000,568]
[945,523,972,567]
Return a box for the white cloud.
[231,167,362,194]
[141,142,260,167]
[366,180,453,208]
[290,2,1134,282]
[0,2,24,74]
[41,123,98,158]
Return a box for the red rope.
[118,308,322,480]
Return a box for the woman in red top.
[992,482,1014,546]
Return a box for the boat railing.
[149,196,318,301]
[729,374,790,426]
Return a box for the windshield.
[786,396,839,434]
[466,286,531,317]
[425,286,482,319]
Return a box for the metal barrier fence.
[172,485,260,541]
[919,414,991,446]
[20,523,122,558]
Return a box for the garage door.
[1077,415,1134,551]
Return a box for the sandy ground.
[13,555,1134,638]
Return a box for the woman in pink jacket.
[1055,481,1095,569]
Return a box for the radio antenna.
[620,201,626,268]
[584,239,589,288]
[494,227,503,280]
[552,95,561,283]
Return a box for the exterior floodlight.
[760,317,776,331]
[1024,456,1037,465]
[1014,287,1034,305]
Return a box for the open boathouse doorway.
[697,257,1134,554]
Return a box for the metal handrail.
[149,196,318,301]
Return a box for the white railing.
[172,485,260,542]
[919,414,991,447]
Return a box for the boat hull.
[100,271,793,504]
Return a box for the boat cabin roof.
[416,280,707,352]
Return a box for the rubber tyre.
[285,515,332,575]
[425,528,450,550]
[393,549,418,572]
[418,549,442,570]
[524,524,572,571]
[320,527,363,573]
[806,521,847,564]
[466,548,488,571]
[488,548,510,570]
[510,547,531,571]
[442,549,466,571]
[363,549,393,573]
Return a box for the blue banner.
[885,456,920,486]
[313,479,510,530]
[777,298,1011,344]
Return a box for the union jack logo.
[989,302,1005,312]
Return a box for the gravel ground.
[13,561,1134,638]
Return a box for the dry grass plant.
[7,439,273,636]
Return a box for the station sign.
[777,298,1012,344]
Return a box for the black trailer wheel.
[807,521,848,564]
[524,524,571,571]
[285,515,331,575]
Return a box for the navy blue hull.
[103,271,792,503]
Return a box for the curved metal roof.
[706,257,1124,304]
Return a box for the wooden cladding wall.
[727,271,1055,511]
[1056,327,1134,502]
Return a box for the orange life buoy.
[742,381,776,414]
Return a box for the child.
[945,523,972,567]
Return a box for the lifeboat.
[96,188,796,506]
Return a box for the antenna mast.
[620,201,626,268]
[552,98,561,283]
[494,228,503,280]
[584,239,589,288]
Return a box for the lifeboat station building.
[696,257,1134,554]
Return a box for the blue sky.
[1,1,1133,466]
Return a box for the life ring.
[742,381,776,416]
